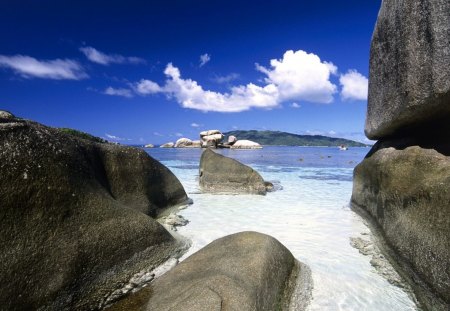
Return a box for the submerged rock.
[199,148,269,195]
[0,115,189,310]
[110,232,312,311]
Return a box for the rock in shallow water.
[109,231,312,311]
[352,142,450,309]
[199,148,270,195]
[0,115,189,310]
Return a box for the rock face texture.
[352,140,450,308]
[200,129,224,148]
[109,232,312,311]
[366,0,450,139]
[353,1,450,309]
[0,114,189,310]
[199,149,268,195]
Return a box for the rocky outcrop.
[366,0,450,139]
[109,232,312,311]
[0,113,189,310]
[160,142,174,148]
[174,138,192,148]
[352,1,450,310]
[144,143,154,148]
[352,139,450,309]
[200,130,224,148]
[199,149,269,195]
[231,139,263,149]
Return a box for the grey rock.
[160,142,174,148]
[366,0,450,139]
[352,142,450,309]
[0,110,14,121]
[231,139,263,149]
[174,138,193,148]
[199,148,268,195]
[109,232,312,311]
[0,115,189,310]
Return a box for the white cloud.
[135,79,162,94]
[80,46,145,65]
[339,70,368,101]
[291,102,301,108]
[104,87,133,98]
[135,50,338,112]
[213,73,240,84]
[0,55,87,80]
[105,133,130,141]
[256,50,337,103]
[153,132,164,136]
[199,53,210,67]
[175,132,184,137]
[328,130,337,135]
[191,122,202,128]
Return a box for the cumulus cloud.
[213,73,240,84]
[199,53,210,67]
[175,132,184,137]
[291,102,301,108]
[0,55,87,80]
[256,50,337,103]
[339,70,368,101]
[191,122,202,128]
[134,50,338,112]
[80,46,146,65]
[104,87,133,98]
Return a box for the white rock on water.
[231,139,262,149]
[174,138,192,148]
[160,142,174,148]
[144,144,154,148]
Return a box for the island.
[224,130,370,147]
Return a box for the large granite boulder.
[0,114,189,310]
[353,1,450,309]
[109,232,312,311]
[352,140,450,309]
[199,149,269,195]
[200,129,224,148]
[366,0,450,139]
[174,137,192,148]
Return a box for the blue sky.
[0,0,381,144]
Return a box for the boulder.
[199,149,269,195]
[352,141,450,309]
[109,232,312,311]
[227,135,237,144]
[0,110,14,121]
[0,115,189,310]
[191,140,202,148]
[160,142,174,148]
[144,143,154,148]
[200,130,224,148]
[365,0,450,139]
[352,2,450,309]
[231,139,263,149]
[175,138,193,148]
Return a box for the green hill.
[224,130,369,147]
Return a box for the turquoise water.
[146,146,417,311]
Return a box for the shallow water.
[146,146,418,311]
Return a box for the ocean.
[145,146,418,311]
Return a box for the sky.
[0,0,381,144]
